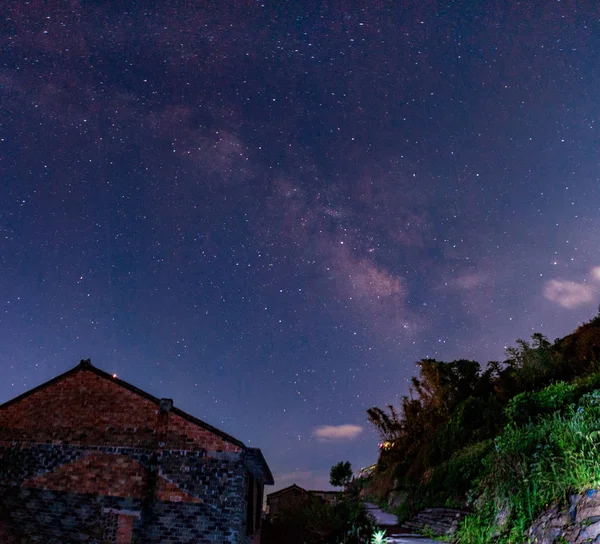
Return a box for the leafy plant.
[400,440,492,517]
[370,529,387,544]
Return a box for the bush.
[504,381,578,425]
[397,440,492,522]
[504,373,600,426]
[427,396,502,466]
[456,386,600,542]
[263,497,375,544]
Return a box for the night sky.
[2,2,600,492]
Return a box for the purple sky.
[1,1,599,492]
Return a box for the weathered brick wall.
[155,450,248,542]
[0,443,251,543]
[0,371,158,445]
[0,485,142,543]
[148,500,245,544]
[168,411,241,452]
[0,369,241,452]
[0,443,85,486]
[0,366,262,543]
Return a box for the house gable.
[267,484,307,499]
[0,360,242,452]
[266,484,308,518]
[0,359,274,543]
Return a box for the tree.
[505,333,555,387]
[411,359,482,415]
[330,461,352,488]
[367,404,402,442]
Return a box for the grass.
[421,526,453,541]
[455,387,600,543]
[393,440,492,525]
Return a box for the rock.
[586,520,600,539]
[527,488,600,544]
[387,490,407,510]
[570,494,582,522]
[403,507,469,536]
[575,500,600,524]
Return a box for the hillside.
[364,309,600,543]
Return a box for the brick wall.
[0,368,241,452]
[0,366,267,543]
[0,443,252,543]
[0,484,142,543]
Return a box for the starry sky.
[1,1,600,492]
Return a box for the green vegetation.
[369,529,387,544]
[263,495,375,544]
[456,382,600,542]
[364,308,600,542]
[331,461,354,488]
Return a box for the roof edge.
[0,362,87,411]
[0,359,246,450]
[267,483,307,497]
[246,447,274,486]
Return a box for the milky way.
[1,2,599,491]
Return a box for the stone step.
[403,507,469,536]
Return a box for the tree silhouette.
[329,461,352,488]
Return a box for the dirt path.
[363,503,439,544]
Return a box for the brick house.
[0,359,273,543]
[266,484,341,518]
[266,484,308,518]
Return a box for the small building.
[0,359,273,543]
[266,484,341,518]
[266,484,308,517]
[309,490,341,505]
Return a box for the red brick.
[0,368,240,452]
[115,514,134,544]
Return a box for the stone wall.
[528,489,600,544]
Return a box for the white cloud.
[313,424,364,441]
[544,279,595,309]
[590,266,600,282]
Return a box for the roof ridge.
[267,483,307,497]
[0,359,246,450]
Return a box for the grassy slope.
[367,315,600,542]
[456,376,600,542]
